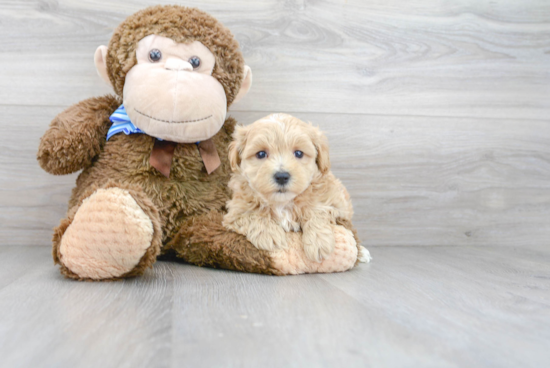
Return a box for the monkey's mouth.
[134,108,212,124]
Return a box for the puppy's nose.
[274,171,291,186]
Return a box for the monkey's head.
[94,5,252,143]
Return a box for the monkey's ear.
[228,125,249,172]
[233,65,252,104]
[94,45,112,87]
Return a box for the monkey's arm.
[169,211,360,275]
[170,211,282,275]
[37,95,120,175]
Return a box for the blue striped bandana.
[107,105,145,140]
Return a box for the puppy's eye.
[149,49,162,62]
[294,150,304,159]
[256,151,267,159]
[189,56,201,69]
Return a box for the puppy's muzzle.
[274,171,291,186]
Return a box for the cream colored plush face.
[236,114,321,204]
[96,33,252,143]
[95,35,251,143]
[121,35,226,143]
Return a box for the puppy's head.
[229,113,330,204]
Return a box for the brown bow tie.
[149,138,221,178]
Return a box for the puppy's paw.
[302,226,335,262]
[246,222,287,251]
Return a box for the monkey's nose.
[274,171,291,186]
[164,58,193,71]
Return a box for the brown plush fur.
[37,6,276,280]
[37,95,121,175]
[223,114,355,262]
[107,5,244,106]
[169,211,283,275]
[39,94,275,277]
[37,5,361,280]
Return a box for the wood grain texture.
[1,2,549,367]
[0,245,548,368]
[3,105,549,247]
[0,0,549,119]
[1,0,549,248]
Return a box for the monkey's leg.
[169,211,362,275]
[52,182,162,281]
[270,225,360,275]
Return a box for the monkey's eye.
[294,150,304,159]
[189,56,201,69]
[148,49,162,62]
[256,151,267,159]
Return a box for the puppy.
[223,113,355,262]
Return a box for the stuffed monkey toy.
[37,5,362,281]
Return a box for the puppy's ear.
[312,126,331,174]
[229,125,249,172]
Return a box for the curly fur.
[223,114,357,262]
[38,6,361,280]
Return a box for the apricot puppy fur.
[223,113,354,262]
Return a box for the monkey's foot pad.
[270,225,359,275]
[59,187,154,280]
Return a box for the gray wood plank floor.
[0,245,548,368]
